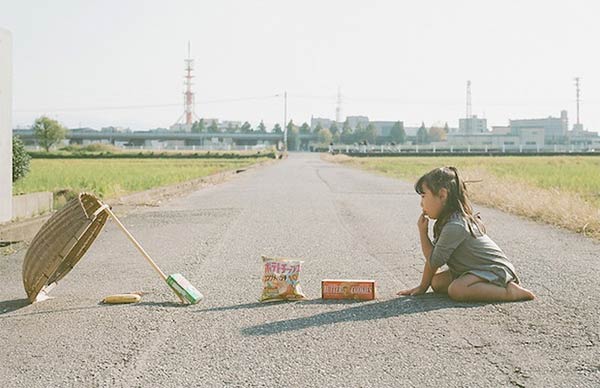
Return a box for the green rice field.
[13,157,268,199]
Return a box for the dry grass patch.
[462,169,600,239]
[325,154,600,240]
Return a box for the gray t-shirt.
[430,212,519,286]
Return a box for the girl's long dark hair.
[415,166,485,239]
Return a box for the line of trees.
[190,119,273,134]
[284,119,450,148]
[188,118,448,145]
[26,114,450,153]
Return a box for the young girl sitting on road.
[398,166,535,302]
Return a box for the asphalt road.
[1,153,598,387]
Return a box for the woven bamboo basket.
[22,193,109,303]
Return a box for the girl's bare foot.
[507,282,535,301]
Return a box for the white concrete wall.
[0,28,12,223]
[12,192,53,220]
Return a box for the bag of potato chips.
[260,255,306,302]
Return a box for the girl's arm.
[398,213,439,296]
[419,226,433,263]
[417,228,438,289]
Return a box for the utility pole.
[574,77,581,126]
[283,91,288,151]
[466,80,472,133]
[335,86,342,123]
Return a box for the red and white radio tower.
[175,41,197,127]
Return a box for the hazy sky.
[1,0,599,131]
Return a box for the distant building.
[310,117,334,130]
[509,110,568,144]
[345,115,369,129]
[449,122,544,147]
[567,113,599,147]
[220,120,241,131]
[369,121,399,137]
[201,118,219,127]
[69,127,96,133]
[170,123,192,132]
[458,115,488,134]
[448,130,544,148]
[572,123,584,132]
[101,126,131,133]
[491,126,510,135]
[310,116,406,138]
[518,128,545,147]
[567,127,600,147]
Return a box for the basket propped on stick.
[22,192,203,305]
[22,193,109,303]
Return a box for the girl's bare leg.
[430,270,453,294]
[448,274,535,302]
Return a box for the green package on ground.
[166,273,204,304]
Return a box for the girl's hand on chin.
[417,212,429,233]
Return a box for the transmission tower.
[175,41,198,127]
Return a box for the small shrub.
[60,143,121,153]
[82,143,121,153]
[12,136,31,182]
[53,189,79,210]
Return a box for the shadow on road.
[197,301,288,313]
[242,293,486,336]
[0,299,197,318]
[0,303,106,319]
[136,301,191,308]
[0,298,30,315]
[197,297,399,314]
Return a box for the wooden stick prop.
[103,206,203,304]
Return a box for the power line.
[15,103,180,113]
[288,94,335,100]
[14,93,599,114]
[14,95,281,113]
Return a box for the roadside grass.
[29,147,277,159]
[13,157,268,204]
[326,155,600,239]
